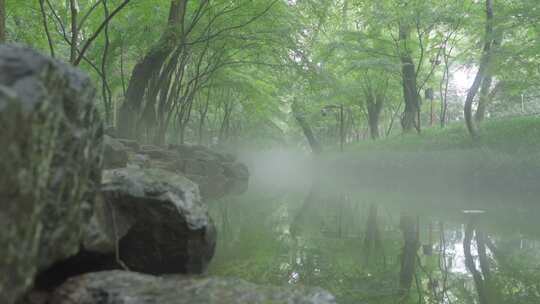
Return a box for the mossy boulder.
[0,44,103,304]
[123,143,249,201]
[103,135,129,169]
[99,168,216,274]
[51,271,336,304]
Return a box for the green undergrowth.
[340,116,540,164]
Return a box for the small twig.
[39,0,55,58]
[108,201,131,271]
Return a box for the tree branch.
[74,0,131,65]
[39,0,55,58]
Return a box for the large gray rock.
[0,44,103,304]
[99,168,216,274]
[106,140,249,201]
[122,143,250,201]
[103,135,128,169]
[51,271,336,304]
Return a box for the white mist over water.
[238,148,316,191]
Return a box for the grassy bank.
[317,116,540,209]
[343,116,540,162]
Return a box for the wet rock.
[51,271,336,304]
[82,194,120,254]
[224,162,250,181]
[100,168,216,274]
[117,138,139,151]
[184,158,212,176]
[0,44,103,304]
[187,172,229,201]
[139,144,161,151]
[104,126,117,137]
[114,142,249,201]
[139,148,177,161]
[127,153,150,169]
[103,135,128,169]
[171,143,199,159]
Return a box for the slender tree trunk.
[476,231,491,284]
[179,124,186,145]
[464,0,494,139]
[295,114,322,154]
[39,0,55,57]
[475,30,501,123]
[364,204,383,265]
[367,102,382,139]
[475,76,492,122]
[198,90,210,145]
[362,76,385,139]
[0,0,5,42]
[399,215,420,300]
[386,102,402,137]
[464,219,491,304]
[101,0,112,125]
[439,51,450,127]
[69,0,79,64]
[180,94,195,145]
[155,124,167,146]
[219,99,233,144]
[398,25,420,133]
[120,40,127,96]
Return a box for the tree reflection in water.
[208,184,540,304]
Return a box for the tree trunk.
[0,0,4,42]
[386,102,402,136]
[367,99,383,140]
[155,124,167,146]
[118,47,170,139]
[295,114,322,154]
[399,215,419,299]
[198,98,209,145]
[362,75,385,139]
[439,51,451,128]
[117,0,186,139]
[219,99,233,144]
[69,0,79,64]
[100,1,113,125]
[398,25,420,133]
[464,0,494,139]
[39,0,55,57]
[476,231,491,284]
[464,219,491,304]
[475,76,492,122]
[475,29,501,123]
[364,204,384,265]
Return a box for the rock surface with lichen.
[103,136,249,200]
[51,270,337,304]
[96,167,216,274]
[0,44,103,304]
[0,46,334,304]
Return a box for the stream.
[207,150,540,304]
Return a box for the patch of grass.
[345,116,540,157]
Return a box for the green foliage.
[6,0,540,148]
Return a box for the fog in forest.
[2,1,540,304]
[209,147,540,304]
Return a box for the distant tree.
[0,0,4,42]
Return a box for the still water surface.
[208,153,540,304]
